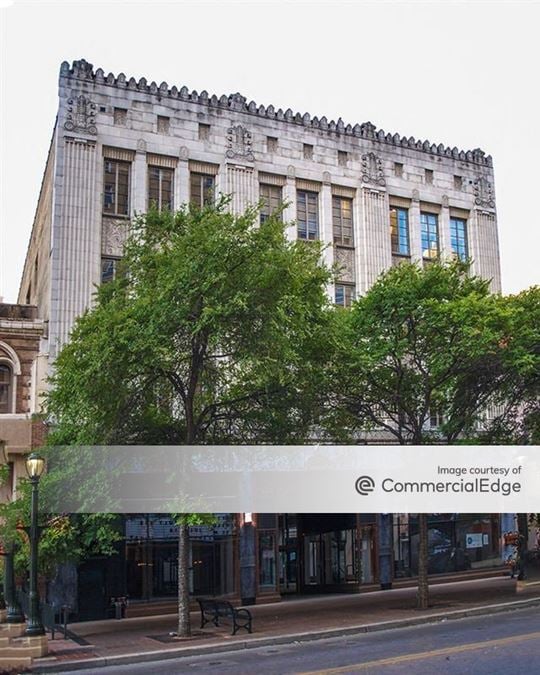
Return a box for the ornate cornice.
[60,59,493,167]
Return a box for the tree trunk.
[177,521,191,637]
[417,513,429,609]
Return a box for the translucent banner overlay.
[41,445,540,513]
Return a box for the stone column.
[132,147,147,215]
[377,514,393,590]
[283,168,297,242]
[409,190,422,264]
[226,164,256,215]
[239,517,257,605]
[439,195,452,260]
[176,155,190,208]
[321,179,335,293]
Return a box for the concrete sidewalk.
[33,576,540,672]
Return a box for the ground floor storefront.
[55,513,508,621]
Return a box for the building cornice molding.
[60,59,493,168]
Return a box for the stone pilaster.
[320,182,335,274]
[132,149,147,214]
[283,173,296,242]
[469,209,501,293]
[409,193,422,264]
[439,196,452,260]
[226,164,256,215]
[358,188,391,294]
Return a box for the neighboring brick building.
[0,303,46,502]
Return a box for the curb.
[33,596,540,673]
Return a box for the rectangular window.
[425,169,434,184]
[198,123,210,140]
[113,108,127,126]
[394,162,404,177]
[190,172,215,207]
[148,166,174,211]
[390,206,410,256]
[421,212,439,260]
[101,257,119,284]
[297,190,319,240]
[103,159,130,216]
[267,136,278,152]
[450,217,468,261]
[335,283,355,307]
[303,143,314,160]
[338,150,348,167]
[332,196,353,246]
[157,115,170,133]
[260,183,282,223]
[454,175,463,190]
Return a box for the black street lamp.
[24,452,46,637]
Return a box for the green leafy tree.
[46,199,331,635]
[323,260,511,608]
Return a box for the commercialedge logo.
[381,478,521,496]
[355,475,375,496]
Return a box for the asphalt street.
[57,606,540,674]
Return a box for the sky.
[1,0,539,301]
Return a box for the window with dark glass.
[390,206,410,256]
[103,159,130,216]
[332,196,353,246]
[425,168,433,184]
[421,212,439,260]
[450,217,468,261]
[335,283,355,307]
[101,257,119,284]
[259,183,282,223]
[190,173,215,208]
[148,166,173,211]
[0,364,13,414]
[297,190,319,240]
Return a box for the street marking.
[300,630,540,673]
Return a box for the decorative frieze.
[334,247,355,283]
[102,218,129,257]
[361,152,386,187]
[473,176,495,209]
[226,124,254,162]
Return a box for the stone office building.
[16,59,505,618]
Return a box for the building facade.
[0,303,46,501]
[16,59,506,619]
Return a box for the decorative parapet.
[60,59,493,167]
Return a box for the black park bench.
[197,598,253,636]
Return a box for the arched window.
[0,363,13,413]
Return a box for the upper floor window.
[259,183,282,223]
[450,217,468,261]
[297,190,319,240]
[394,162,404,178]
[103,160,130,216]
[190,172,215,208]
[157,115,170,134]
[148,166,173,211]
[113,107,127,126]
[0,363,13,414]
[267,136,278,153]
[198,123,210,141]
[101,257,119,284]
[338,150,348,167]
[421,212,439,260]
[335,283,355,308]
[425,169,434,185]
[390,206,410,256]
[303,144,314,160]
[332,196,353,247]
[454,175,463,190]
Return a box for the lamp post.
[24,452,46,636]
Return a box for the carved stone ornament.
[102,219,128,257]
[441,194,449,208]
[322,171,331,185]
[137,139,147,153]
[361,152,386,187]
[412,189,420,202]
[226,124,254,161]
[287,165,296,179]
[334,247,355,283]
[473,176,495,208]
[64,94,97,135]
[179,146,189,160]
